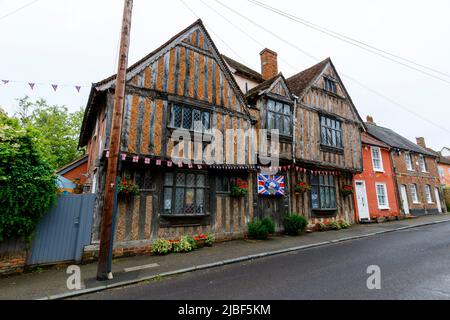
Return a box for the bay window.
[320,116,343,149]
[267,99,291,136]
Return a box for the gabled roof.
[79,19,251,148]
[56,154,88,175]
[245,73,292,100]
[286,58,329,98]
[286,58,365,128]
[222,54,264,83]
[421,147,450,165]
[365,123,436,157]
[361,132,390,149]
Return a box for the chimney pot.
[260,48,278,80]
[366,115,375,124]
[416,137,426,148]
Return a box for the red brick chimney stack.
[260,48,278,80]
[416,137,426,148]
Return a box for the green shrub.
[0,111,57,242]
[283,213,308,235]
[205,233,214,247]
[316,222,328,232]
[247,220,269,240]
[151,239,172,255]
[261,217,275,234]
[329,220,341,230]
[173,236,194,253]
[186,236,197,250]
[339,220,351,229]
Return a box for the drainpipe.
[391,149,404,218]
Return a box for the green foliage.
[261,217,275,234]
[151,238,172,255]
[173,236,194,253]
[186,236,197,250]
[205,233,214,247]
[248,220,269,240]
[230,186,248,198]
[283,213,308,235]
[329,220,341,230]
[14,96,85,169]
[339,220,351,229]
[0,110,57,242]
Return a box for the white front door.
[355,181,370,220]
[435,187,442,213]
[400,185,410,214]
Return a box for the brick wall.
[392,151,441,214]
[0,239,27,275]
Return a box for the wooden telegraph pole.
[97,0,133,281]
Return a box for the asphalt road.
[77,221,450,299]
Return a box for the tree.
[0,110,57,242]
[15,96,85,169]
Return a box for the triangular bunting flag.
[1,80,9,84]
[167,161,172,167]
[156,159,162,166]
[197,165,202,169]
[28,83,35,90]
[75,86,81,93]
[144,158,150,164]
[121,153,126,160]
[51,84,58,91]
[132,156,139,163]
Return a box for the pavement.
[77,218,450,300]
[0,214,449,300]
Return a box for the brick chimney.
[260,48,278,80]
[416,137,426,148]
[366,115,375,125]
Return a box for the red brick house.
[365,117,444,216]
[353,131,400,222]
[56,154,89,190]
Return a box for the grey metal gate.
[27,194,95,265]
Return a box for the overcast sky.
[1,0,449,150]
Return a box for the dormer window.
[267,99,291,136]
[324,78,337,94]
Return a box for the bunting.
[0,79,88,92]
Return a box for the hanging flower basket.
[231,178,249,198]
[294,181,311,194]
[341,185,354,196]
[118,177,139,200]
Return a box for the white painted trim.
[375,182,389,209]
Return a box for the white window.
[418,155,427,172]
[405,153,413,171]
[375,183,389,209]
[425,185,433,203]
[371,147,384,171]
[410,184,419,203]
[438,167,444,177]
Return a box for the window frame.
[410,184,419,204]
[169,103,211,133]
[375,183,389,209]
[418,154,428,172]
[266,99,292,137]
[162,170,209,216]
[424,185,433,204]
[324,77,337,94]
[371,146,384,172]
[310,174,337,211]
[320,116,343,150]
[405,152,414,171]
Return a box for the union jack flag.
[258,174,285,196]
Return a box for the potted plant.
[193,233,208,248]
[231,178,249,198]
[341,184,354,197]
[294,181,311,194]
[118,176,139,200]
